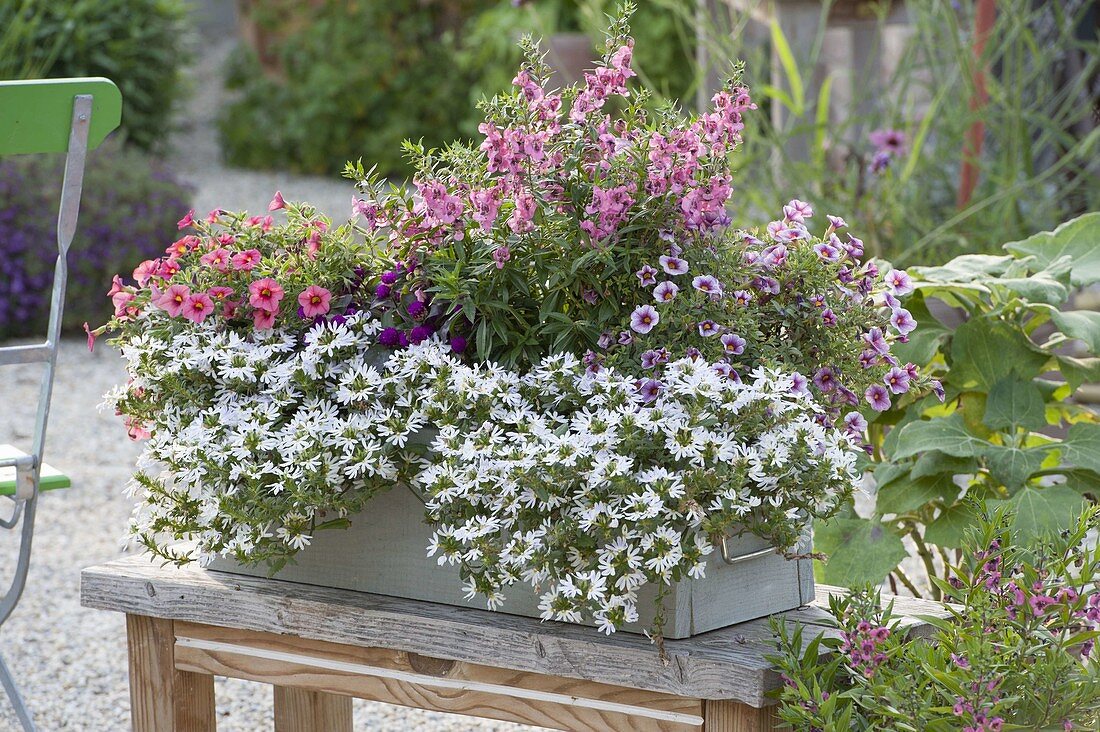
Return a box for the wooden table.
[81,555,948,732]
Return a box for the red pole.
[956,0,996,210]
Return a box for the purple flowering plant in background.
[771,504,1100,731]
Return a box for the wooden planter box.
[208,485,814,639]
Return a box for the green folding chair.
[0,77,121,731]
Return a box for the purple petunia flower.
[640,349,661,369]
[630,304,660,334]
[759,243,788,269]
[884,366,911,394]
[890,307,917,335]
[720,332,746,355]
[692,275,722,296]
[697,320,719,337]
[843,411,868,436]
[636,264,659,287]
[790,372,809,396]
[731,289,752,306]
[653,281,679,303]
[827,215,847,229]
[638,378,664,402]
[813,240,842,263]
[813,367,837,392]
[885,269,914,296]
[598,331,614,349]
[869,128,906,154]
[659,255,689,275]
[821,308,838,327]
[931,379,946,402]
[617,330,634,346]
[865,384,891,411]
[863,326,890,354]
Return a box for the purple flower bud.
[409,325,431,344]
[381,270,399,285]
[449,335,467,353]
[378,327,400,347]
[375,284,392,299]
[407,300,426,318]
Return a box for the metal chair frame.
[0,91,94,732]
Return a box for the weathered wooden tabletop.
[81,554,950,710]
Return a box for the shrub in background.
[0,140,192,339]
[0,0,190,152]
[220,0,482,177]
[814,213,1100,597]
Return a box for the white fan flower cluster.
[108,311,860,632]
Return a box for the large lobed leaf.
[1004,212,1100,288]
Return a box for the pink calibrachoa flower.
[659,255,688,275]
[123,415,151,441]
[157,284,191,317]
[181,292,215,324]
[248,278,284,313]
[297,285,332,318]
[252,309,276,330]
[133,259,157,286]
[165,235,199,258]
[231,249,262,271]
[653,281,678,303]
[630,305,659,334]
[112,291,136,318]
[200,247,232,272]
[207,286,234,301]
[205,208,225,224]
[176,209,195,230]
[247,215,274,231]
[268,191,286,211]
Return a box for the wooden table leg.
[126,614,216,732]
[703,700,781,731]
[273,686,353,732]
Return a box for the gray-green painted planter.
[208,485,814,639]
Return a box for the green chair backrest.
[0,77,122,155]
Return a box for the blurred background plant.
[0,0,191,152]
[691,0,1099,265]
[0,139,193,339]
[815,212,1100,597]
[0,0,193,338]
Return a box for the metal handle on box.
[720,540,776,566]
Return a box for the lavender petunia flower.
[884,366,911,394]
[865,384,891,411]
[636,264,659,287]
[890,307,917,335]
[885,269,914,296]
[691,275,722,296]
[697,320,719,337]
[637,378,664,402]
[653,281,679,303]
[630,305,660,334]
[659,255,689,275]
[720,332,746,355]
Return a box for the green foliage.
[0,0,190,152]
[773,506,1100,731]
[219,0,482,177]
[696,0,1099,265]
[818,213,1100,596]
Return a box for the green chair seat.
[0,445,70,497]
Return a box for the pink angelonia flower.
[630,305,660,334]
[157,284,191,317]
[231,249,262,271]
[493,246,511,269]
[268,190,286,211]
[248,278,284,313]
[181,292,215,324]
[508,191,537,234]
[659,255,689,276]
[469,186,503,232]
[176,209,195,230]
[200,247,232,272]
[653,281,678,303]
[252,309,276,330]
[297,285,332,318]
[609,42,636,78]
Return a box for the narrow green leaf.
[769,20,804,115]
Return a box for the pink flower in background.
[297,285,332,318]
[181,293,215,324]
[176,209,195,230]
[247,215,274,231]
[870,128,906,154]
[248,278,284,313]
[268,191,286,211]
[252,309,276,330]
[231,249,262,271]
[630,305,659,334]
[200,247,232,272]
[157,284,191,317]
